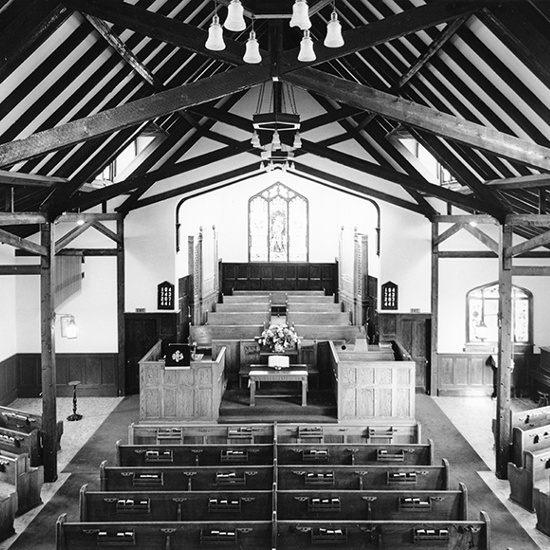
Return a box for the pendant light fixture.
[205,13,225,51]
[243,27,262,64]
[324,7,344,48]
[223,0,246,32]
[290,0,311,30]
[298,29,316,62]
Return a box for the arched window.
[466,282,532,344]
[248,182,308,262]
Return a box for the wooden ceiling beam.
[0,228,47,256]
[0,64,270,168]
[0,170,68,187]
[63,0,246,66]
[283,68,550,173]
[0,212,48,225]
[485,174,550,190]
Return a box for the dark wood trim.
[117,218,125,396]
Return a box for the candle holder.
[67,380,83,421]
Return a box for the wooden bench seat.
[275,422,422,445]
[275,512,490,549]
[286,302,342,312]
[128,423,275,445]
[277,483,468,521]
[0,449,43,515]
[100,462,274,492]
[207,311,270,325]
[287,311,351,325]
[215,302,271,312]
[508,447,550,511]
[56,515,273,550]
[0,405,63,467]
[511,423,550,467]
[80,485,273,522]
[276,440,434,466]
[277,460,450,491]
[116,441,274,467]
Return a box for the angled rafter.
[0,170,68,187]
[463,224,499,253]
[485,174,550,190]
[0,227,47,256]
[283,68,550,173]
[0,64,270,168]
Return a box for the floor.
[0,394,549,549]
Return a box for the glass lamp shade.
[223,0,246,32]
[324,11,344,48]
[271,130,282,150]
[243,31,262,64]
[292,132,302,148]
[290,0,311,30]
[298,30,316,62]
[205,15,225,50]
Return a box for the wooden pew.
[223,295,271,304]
[292,324,360,342]
[508,447,550,511]
[286,295,336,304]
[56,515,274,550]
[275,511,490,549]
[275,422,422,445]
[286,302,342,312]
[277,460,450,491]
[207,311,270,325]
[276,440,434,466]
[215,302,270,312]
[0,467,17,543]
[190,324,264,345]
[511,423,550,467]
[100,462,274,492]
[287,311,351,325]
[276,483,468,521]
[128,423,274,445]
[80,485,273,522]
[116,441,274,467]
[534,486,550,538]
[0,405,63,466]
[0,449,43,515]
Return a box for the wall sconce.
[57,314,78,339]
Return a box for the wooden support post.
[496,222,513,479]
[40,223,57,482]
[430,221,439,396]
[117,218,125,396]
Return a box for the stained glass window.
[467,282,532,344]
[249,182,308,261]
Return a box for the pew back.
[207,311,270,325]
[508,447,550,511]
[116,441,274,467]
[277,460,450,491]
[287,312,351,325]
[0,426,41,467]
[100,462,274,492]
[276,483,468,521]
[512,424,550,466]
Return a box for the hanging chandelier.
[251,81,302,171]
[205,0,345,64]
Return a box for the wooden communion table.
[248,365,308,407]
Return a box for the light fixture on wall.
[57,313,78,339]
[251,80,301,171]
[204,0,345,64]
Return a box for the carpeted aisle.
[415,393,541,550]
[7,395,140,550]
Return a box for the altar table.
[248,366,308,407]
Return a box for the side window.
[467,282,532,344]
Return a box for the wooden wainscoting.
[437,353,495,396]
[220,262,338,296]
[0,355,18,405]
[16,353,118,397]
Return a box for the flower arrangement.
[257,323,299,353]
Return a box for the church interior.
[2,0,550,548]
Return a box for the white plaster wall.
[125,198,179,313]
[0,245,17,361]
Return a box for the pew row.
[128,423,275,445]
[275,512,490,550]
[286,312,351,325]
[0,449,43,515]
[276,440,434,465]
[56,512,491,550]
[276,460,450,491]
[79,484,466,523]
[286,302,342,312]
[115,440,434,467]
[0,405,63,467]
[56,515,274,550]
[100,462,274,492]
[206,311,270,325]
[116,441,274,467]
[534,487,550,538]
[215,302,271,312]
[80,485,273,522]
[127,422,422,446]
[508,447,550,511]
[511,423,550,467]
[277,483,468,521]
